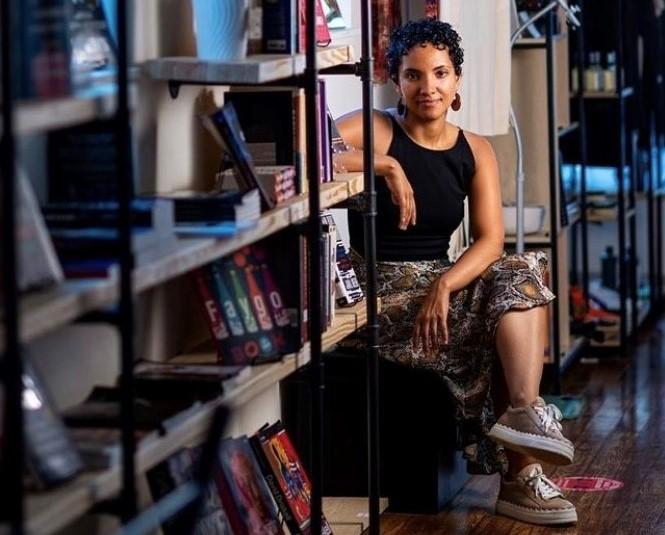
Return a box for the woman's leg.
[495,305,547,408]
[493,305,548,474]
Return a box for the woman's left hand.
[412,278,451,359]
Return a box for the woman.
[335,18,577,526]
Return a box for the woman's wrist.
[437,275,453,292]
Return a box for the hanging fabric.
[373,0,402,83]
[439,0,512,135]
[425,0,438,19]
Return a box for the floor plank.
[377,316,665,534]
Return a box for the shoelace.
[524,470,564,500]
[533,402,564,434]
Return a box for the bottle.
[604,51,617,93]
[601,246,617,289]
[584,51,602,92]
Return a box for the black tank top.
[349,112,476,261]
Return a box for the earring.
[397,96,405,116]
[451,93,461,112]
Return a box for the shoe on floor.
[487,397,574,465]
[496,463,578,525]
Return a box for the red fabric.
[372,0,401,83]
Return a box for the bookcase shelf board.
[0,175,365,351]
[23,299,372,535]
[144,46,354,86]
[322,497,390,535]
[582,86,634,100]
[513,33,567,49]
[0,91,118,136]
[0,279,116,352]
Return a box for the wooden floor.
[378,315,665,535]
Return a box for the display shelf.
[22,300,371,535]
[514,33,566,49]
[583,86,634,99]
[504,231,551,246]
[0,175,364,349]
[322,497,390,535]
[3,88,118,136]
[558,121,580,137]
[144,45,354,85]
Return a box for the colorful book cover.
[147,448,234,535]
[253,422,333,535]
[209,262,256,365]
[217,437,284,535]
[219,257,279,363]
[233,248,287,355]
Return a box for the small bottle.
[601,245,617,289]
[604,51,617,93]
[584,51,602,92]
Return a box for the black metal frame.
[1,0,25,533]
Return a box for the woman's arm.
[413,133,504,354]
[437,134,504,292]
[334,110,416,229]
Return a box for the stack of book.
[193,244,292,365]
[43,197,176,278]
[147,421,333,535]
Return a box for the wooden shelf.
[23,298,371,534]
[144,45,354,85]
[2,88,118,136]
[583,86,634,99]
[504,230,551,246]
[323,497,389,535]
[513,34,567,49]
[2,174,363,347]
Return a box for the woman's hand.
[412,277,451,359]
[385,163,417,231]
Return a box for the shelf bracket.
[168,80,181,99]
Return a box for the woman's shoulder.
[457,128,496,164]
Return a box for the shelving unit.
[491,8,589,391]
[1,1,378,533]
[21,300,372,535]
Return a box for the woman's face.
[397,43,460,120]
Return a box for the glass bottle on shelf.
[604,51,617,93]
[584,51,603,92]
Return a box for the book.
[1,168,64,294]
[262,0,298,53]
[252,422,333,535]
[164,188,261,225]
[220,166,297,207]
[147,448,235,535]
[202,103,275,212]
[298,0,332,52]
[14,354,84,490]
[47,120,120,202]
[216,437,284,535]
[66,0,116,90]
[219,256,280,364]
[14,0,71,99]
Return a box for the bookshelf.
[1,0,378,532]
[21,300,373,535]
[0,173,363,351]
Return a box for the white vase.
[192,0,249,61]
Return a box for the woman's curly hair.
[386,18,464,82]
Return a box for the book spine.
[192,269,231,362]
[213,450,250,535]
[208,262,256,365]
[262,0,297,53]
[249,434,302,535]
[220,257,278,362]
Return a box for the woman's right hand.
[386,163,417,231]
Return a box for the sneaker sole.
[487,423,574,465]
[496,499,578,525]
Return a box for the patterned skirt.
[347,250,555,475]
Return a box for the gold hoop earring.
[451,93,461,112]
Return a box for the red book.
[298,0,332,53]
[252,422,333,535]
